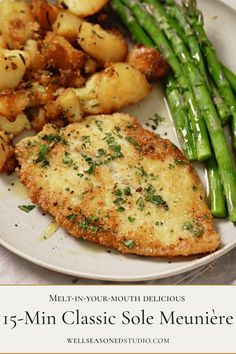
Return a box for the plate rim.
[1,237,235,282]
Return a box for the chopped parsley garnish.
[83,155,93,164]
[128,216,136,222]
[81,135,90,146]
[97,148,106,157]
[136,197,145,211]
[66,214,76,222]
[144,185,156,199]
[95,120,103,131]
[125,136,142,150]
[116,206,125,212]
[149,113,165,128]
[105,133,123,155]
[144,186,169,210]
[136,166,147,177]
[78,216,99,231]
[89,216,100,222]
[123,186,132,196]
[18,205,36,213]
[82,154,102,175]
[80,220,89,230]
[150,195,169,210]
[35,144,50,166]
[114,188,122,197]
[63,151,73,166]
[182,221,204,237]
[123,239,135,248]
[42,134,67,145]
[84,162,96,175]
[113,197,125,205]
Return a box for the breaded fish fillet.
[16,113,220,256]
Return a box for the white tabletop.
[0,0,235,285]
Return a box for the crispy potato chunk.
[0,0,39,49]
[78,22,128,64]
[30,108,49,132]
[0,114,30,136]
[24,39,46,71]
[75,63,151,114]
[57,0,108,17]
[56,89,84,122]
[53,11,82,43]
[28,82,53,107]
[128,45,169,81]
[43,33,87,70]
[32,0,59,31]
[0,49,28,91]
[0,90,29,120]
[0,131,14,173]
[84,58,101,75]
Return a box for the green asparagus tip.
[182,0,197,12]
[182,0,203,23]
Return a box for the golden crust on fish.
[15,113,220,256]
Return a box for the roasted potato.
[128,45,169,81]
[0,0,39,49]
[56,88,84,122]
[24,39,45,71]
[0,131,14,173]
[0,49,28,91]
[30,107,49,132]
[75,63,151,114]
[84,58,101,75]
[27,82,57,107]
[57,0,108,18]
[53,11,82,43]
[78,22,128,64]
[0,90,29,120]
[0,114,31,136]
[43,33,87,70]
[32,0,59,31]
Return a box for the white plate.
[0,0,236,282]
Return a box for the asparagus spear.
[123,0,236,221]
[208,156,228,218]
[164,0,209,86]
[182,0,236,149]
[163,0,231,125]
[166,74,197,161]
[121,0,211,162]
[222,64,236,93]
[112,0,197,160]
[210,79,231,126]
[112,0,154,46]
